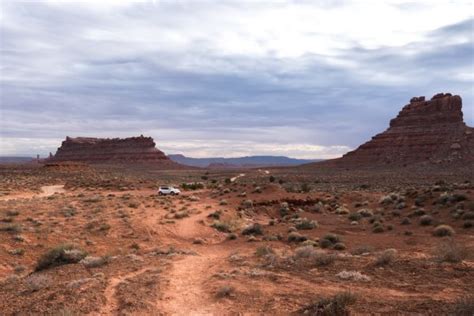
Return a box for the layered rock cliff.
[48,135,181,167]
[326,93,474,167]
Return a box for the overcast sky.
[0,0,473,158]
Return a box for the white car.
[158,186,181,196]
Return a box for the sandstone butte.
[315,93,474,168]
[46,135,184,168]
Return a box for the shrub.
[463,221,473,229]
[80,256,109,268]
[216,285,234,298]
[211,221,231,233]
[372,225,384,233]
[0,223,22,233]
[462,212,474,220]
[269,176,275,183]
[301,183,311,193]
[242,223,263,236]
[374,249,397,266]
[288,232,307,243]
[207,210,221,220]
[357,209,373,217]
[351,245,373,255]
[336,270,371,282]
[333,242,346,251]
[433,225,455,237]
[6,210,19,216]
[297,291,357,315]
[255,246,274,257]
[294,246,336,266]
[295,218,317,230]
[400,217,411,225]
[35,244,87,271]
[433,240,467,263]
[348,212,362,221]
[450,295,474,315]
[419,215,433,226]
[181,182,205,190]
[321,233,340,244]
[319,238,333,249]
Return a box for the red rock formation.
[325,93,474,167]
[47,135,183,167]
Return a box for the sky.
[0,0,473,159]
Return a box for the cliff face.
[48,135,178,166]
[328,93,474,167]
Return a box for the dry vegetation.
[0,164,473,315]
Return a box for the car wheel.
[170,192,175,196]
[159,192,163,196]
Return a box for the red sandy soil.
[0,165,473,315]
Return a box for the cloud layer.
[1,0,473,158]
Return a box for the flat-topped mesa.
[335,93,474,166]
[48,135,172,163]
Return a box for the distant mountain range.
[0,156,35,163]
[168,154,323,168]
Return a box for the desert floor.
[0,164,473,315]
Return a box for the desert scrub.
[242,223,263,235]
[319,233,340,249]
[295,218,317,230]
[255,245,275,257]
[351,245,373,255]
[374,249,397,266]
[211,221,231,233]
[433,240,467,263]
[207,210,222,219]
[287,232,307,243]
[215,285,235,298]
[35,244,87,271]
[348,212,362,221]
[297,291,357,315]
[419,215,433,226]
[433,224,455,237]
[450,295,474,315]
[0,223,22,233]
[294,246,336,266]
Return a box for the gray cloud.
[0,1,473,158]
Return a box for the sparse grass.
[433,224,455,237]
[297,291,357,316]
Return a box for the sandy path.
[153,199,230,315]
[0,184,65,201]
[99,267,153,315]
